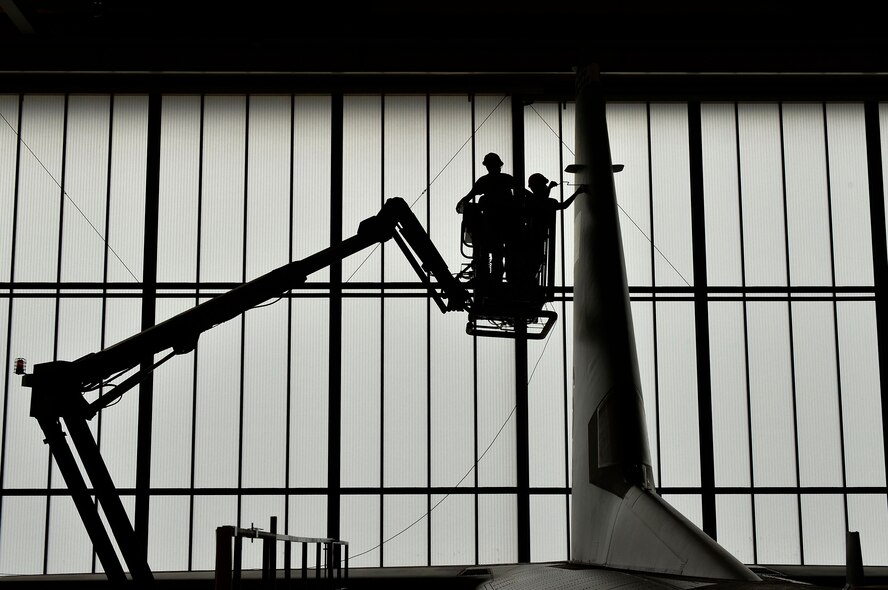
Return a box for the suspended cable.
[0,107,142,284]
[527,103,692,287]
[347,312,557,562]
[345,95,509,284]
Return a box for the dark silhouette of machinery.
[458,197,558,340]
[16,195,559,586]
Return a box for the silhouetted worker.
[456,153,521,283]
[511,173,586,287]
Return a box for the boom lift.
[17,197,479,586]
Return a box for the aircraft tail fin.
[570,64,758,582]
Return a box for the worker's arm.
[554,185,587,210]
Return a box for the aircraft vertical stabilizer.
[570,65,759,581]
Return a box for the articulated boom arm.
[19,197,468,586]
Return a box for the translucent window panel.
[341,495,380,567]
[5,298,55,489]
[430,493,474,566]
[287,495,327,558]
[651,103,693,288]
[473,95,513,177]
[0,95,19,283]
[289,299,329,488]
[715,494,755,565]
[632,301,659,485]
[428,95,473,281]
[148,495,190,572]
[608,102,652,288]
[738,103,788,287]
[755,495,801,564]
[383,298,427,487]
[848,494,888,566]
[98,298,142,488]
[524,102,563,189]
[342,95,382,283]
[702,103,743,286]
[292,96,331,282]
[881,103,888,259]
[151,298,196,488]
[837,302,886,487]
[530,494,568,563]
[341,298,381,487]
[782,103,832,286]
[800,494,845,565]
[827,103,873,286]
[709,302,751,487]
[524,101,569,286]
[382,495,428,566]
[0,496,46,573]
[477,337,516,487]
[56,298,103,361]
[562,102,576,288]
[564,302,574,489]
[242,302,288,488]
[246,95,291,280]
[747,302,797,487]
[660,494,703,530]
[478,494,517,565]
[106,95,147,283]
[46,495,93,573]
[192,495,238,571]
[60,95,110,283]
[14,95,64,282]
[383,95,428,284]
[0,298,8,463]
[656,301,700,487]
[157,95,200,283]
[792,302,843,487]
[528,312,567,488]
[201,95,246,282]
[241,495,286,569]
[193,309,242,488]
[429,301,474,487]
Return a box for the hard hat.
[482,152,503,166]
[528,173,548,187]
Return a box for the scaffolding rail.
[215,516,349,590]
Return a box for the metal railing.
[215,516,349,589]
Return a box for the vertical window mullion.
[735,101,759,564]
[187,92,206,571]
[379,93,385,567]
[822,102,850,532]
[94,92,115,575]
[778,101,805,564]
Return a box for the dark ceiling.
[3,0,888,97]
[3,0,888,73]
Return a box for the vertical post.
[687,100,718,540]
[863,102,888,491]
[233,536,243,590]
[316,543,321,579]
[345,545,349,580]
[269,516,277,580]
[515,319,530,563]
[328,93,343,544]
[214,526,234,590]
[284,541,291,583]
[512,92,531,565]
[302,542,308,579]
[846,531,865,588]
[136,90,162,566]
